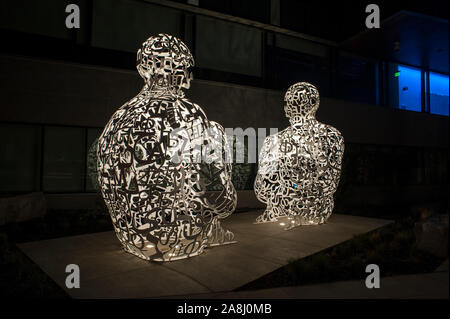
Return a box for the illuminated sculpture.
[254,82,344,228]
[97,34,237,261]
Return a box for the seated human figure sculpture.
[97,34,237,262]
[254,82,344,228]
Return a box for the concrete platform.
[18,210,391,298]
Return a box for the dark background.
[0,0,448,216]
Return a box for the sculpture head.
[284,82,320,121]
[137,34,194,90]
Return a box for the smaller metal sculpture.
[254,82,344,228]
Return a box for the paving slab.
[18,210,391,298]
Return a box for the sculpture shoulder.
[209,120,225,132]
[129,95,209,122]
[278,127,291,136]
[315,122,343,143]
[325,124,343,140]
[321,124,344,152]
[179,97,209,120]
[179,97,201,109]
[265,127,289,142]
[124,93,190,110]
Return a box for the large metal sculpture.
[254,82,344,228]
[97,34,237,262]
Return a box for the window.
[429,72,449,116]
[388,64,449,115]
[92,0,182,52]
[392,65,422,112]
[196,16,262,77]
[43,126,86,192]
[199,0,270,24]
[0,0,71,39]
[337,53,377,105]
[0,124,41,193]
[267,35,330,94]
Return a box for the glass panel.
[86,128,102,192]
[0,0,70,39]
[429,72,449,116]
[199,0,270,24]
[43,127,85,192]
[196,16,262,77]
[92,0,182,52]
[266,46,330,94]
[276,34,329,58]
[0,124,41,193]
[337,53,377,105]
[389,64,422,112]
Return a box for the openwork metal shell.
[97,34,237,261]
[254,82,344,228]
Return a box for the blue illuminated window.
[396,65,422,112]
[429,72,449,116]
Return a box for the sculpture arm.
[200,121,237,219]
[254,135,280,203]
[320,127,345,196]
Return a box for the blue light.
[397,65,421,112]
[429,72,449,116]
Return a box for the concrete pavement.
[19,210,391,298]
